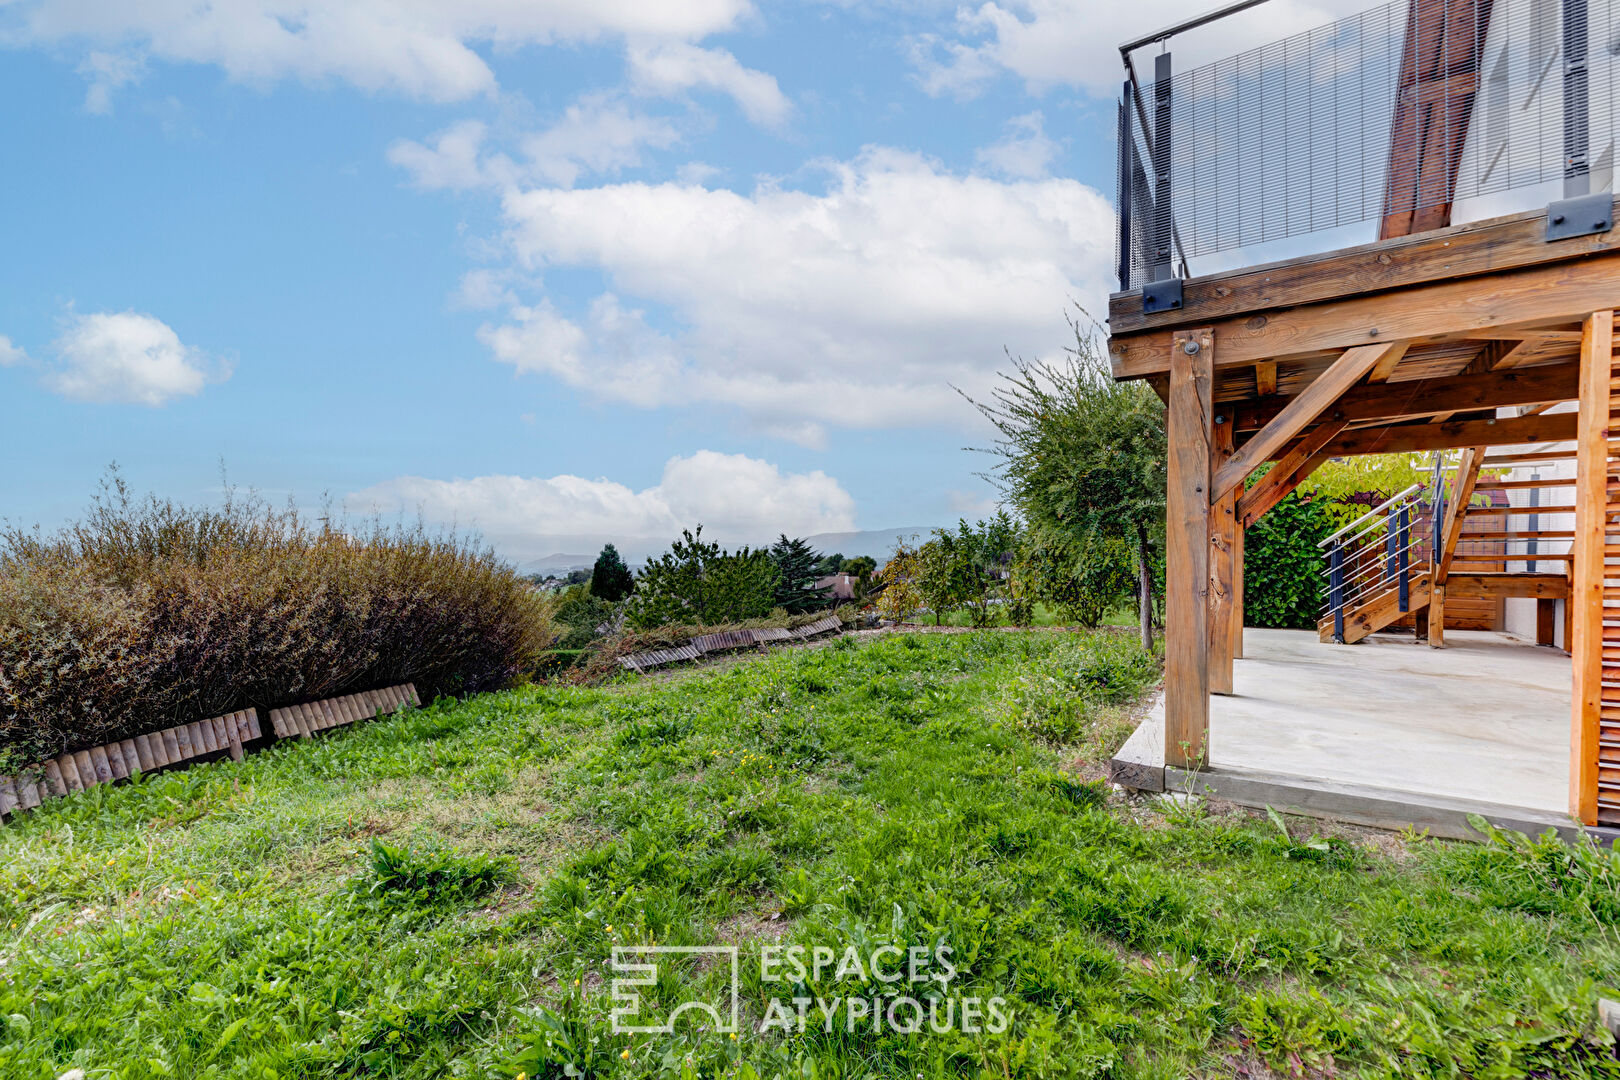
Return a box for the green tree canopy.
[588,542,635,602]
[768,534,828,613]
[626,527,779,629]
[967,316,1166,648]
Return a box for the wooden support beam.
[1166,328,1213,770]
[1108,197,1620,337]
[1319,410,1576,456]
[1110,257,1620,378]
[1213,342,1399,503]
[1254,361,1277,397]
[1367,341,1410,383]
[1435,446,1486,585]
[1232,524,1245,660]
[1209,413,1237,696]
[1236,420,1347,528]
[1446,572,1571,599]
[1570,310,1613,825]
[1427,584,1447,647]
[1234,361,1577,432]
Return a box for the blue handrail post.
[1329,539,1345,643]
[1396,504,1410,613]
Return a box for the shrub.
[625,527,779,630]
[1244,492,1336,629]
[0,475,555,766]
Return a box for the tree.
[966,313,1166,650]
[769,535,828,613]
[813,552,846,575]
[925,514,1020,627]
[625,527,780,629]
[874,539,923,623]
[844,555,877,604]
[588,543,635,602]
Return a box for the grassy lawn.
[904,604,1138,630]
[3,630,1619,1079]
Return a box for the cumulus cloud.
[478,146,1115,432]
[0,335,26,367]
[912,0,1366,99]
[5,0,754,105]
[43,311,223,406]
[389,97,682,191]
[77,49,145,113]
[347,450,857,558]
[627,42,791,127]
[975,111,1058,179]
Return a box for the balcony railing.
[1117,0,1620,293]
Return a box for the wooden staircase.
[1318,567,1433,643]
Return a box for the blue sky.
[0,0,1348,563]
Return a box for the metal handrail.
[1318,485,1424,547]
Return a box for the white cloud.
[0,335,26,367]
[627,42,791,127]
[389,97,681,191]
[912,0,1368,99]
[44,311,223,406]
[6,0,754,105]
[479,147,1115,432]
[347,450,856,557]
[519,95,682,186]
[77,49,145,113]
[975,111,1058,179]
[388,119,492,190]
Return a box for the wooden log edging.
[616,616,846,673]
[1,682,422,819]
[0,709,263,817]
[269,683,420,739]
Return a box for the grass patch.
[0,630,1616,1079]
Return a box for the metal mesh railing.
[1118,0,1620,290]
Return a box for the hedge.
[0,481,554,768]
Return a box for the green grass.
[905,604,1138,629]
[2,630,1618,1079]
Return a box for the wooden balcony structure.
[1107,197,1620,827]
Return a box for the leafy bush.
[361,839,516,908]
[552,585,615,650]
[1015,533,1137,628]
[0,475,554,766]
[624,527,779,630]
[1243,492,1336,629]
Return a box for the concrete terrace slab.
[1110,628,1609,841]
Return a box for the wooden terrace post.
[1232,525,1245,660]
[1167,327,1213,768]
[1209,411,1238,695]
[1570,309,1613,825]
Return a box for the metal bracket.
[1141,277,1184,315]
[1546,192,1613,241]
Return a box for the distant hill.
[801,527,936,562]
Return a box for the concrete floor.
[1124,628,1571,815]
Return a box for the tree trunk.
[1137,525,1154,652]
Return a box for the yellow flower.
[605,925,613,933]
[729,1032,738,1041]
[621,1049,631,1059]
